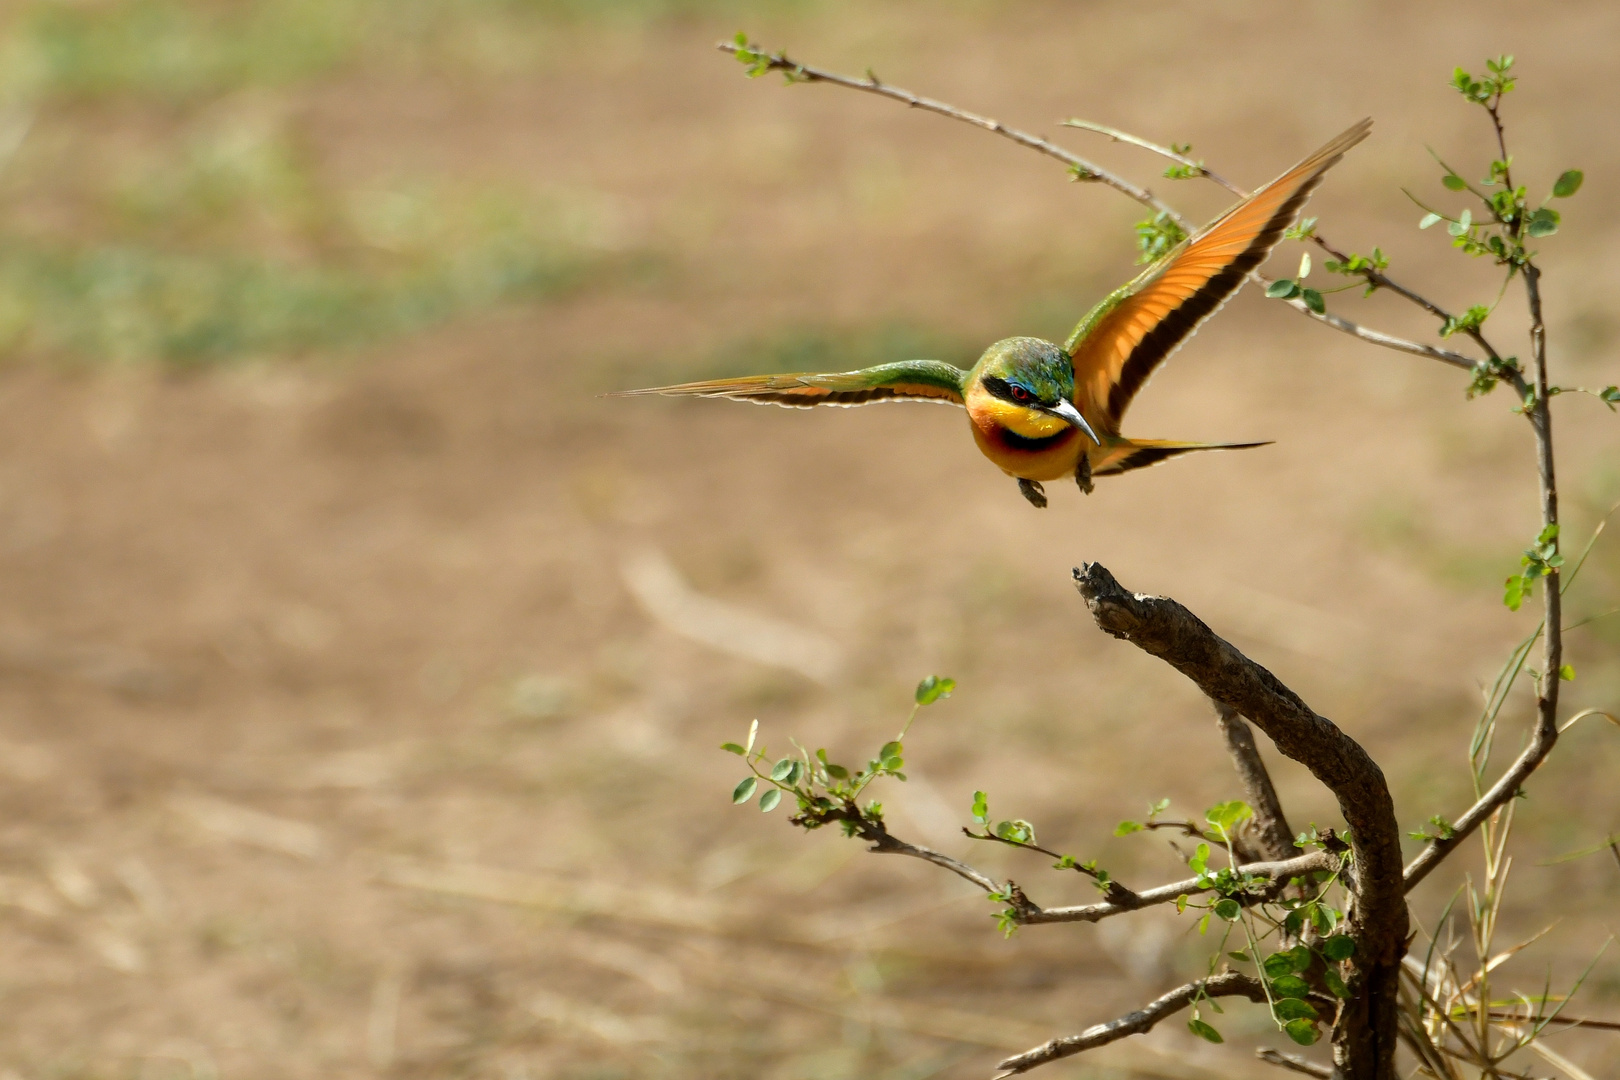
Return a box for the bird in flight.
[618,119,1370,508]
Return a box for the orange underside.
[966,414,1139,481]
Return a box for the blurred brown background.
[0,1,1615,1078]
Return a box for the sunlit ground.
[0,2,1616,1078]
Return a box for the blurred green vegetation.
[0,0,821,103]
[0,0,776,366]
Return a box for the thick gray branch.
[1023,850,1334,924]
[1212,699,1297,862]
[1072,562,1407,1077]
[994,972,1266,1075]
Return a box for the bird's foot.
[1017,478,1048,509]
[1075,455,1094,496]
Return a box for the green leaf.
[1205,800,1253,836]
[1323,968,1351,998]
[1265,279,1299,299]
[914,674,956,705]
[1553,169,1584,198]
[1114,820,1143,836]
[1284,1019,1320,1046]
[994,819,1035,845]
[1419,212,1443,229]
[824,763,849,780]
[1527,207,1560,237]
[1271,975,1310,999]
[770,758,796,782]
[732,776,758,804]
[1197,913,1211,935]
[1187,1018,1223,1044]
[1301,288,1326,314]
[1298,252,1311,279]
[971,790,989,823]
[1213,898,1241,921]
[1284,945,1315,973]
[1228,950,1250,962]
[1504,575,1526,611]
[1321,934,1356,962]
[1442,174,1468,191]
[1559,663,1576,682]
[1263,952,1295,978]
[720,742,745,755]
[759,788,782,812]
[1273,998,1319,1022]
[1175,893,1188,913]
[1149,798,1171,816]
[1190,843,1211,875]
[745,719,758,754]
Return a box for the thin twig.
[720,40,1487,375]
[1022,850,1336,925]
[1060,117,1244,195]
[1256,1047,1335,1078]
[993,972,1268,1075]
[960,828,1136,903]
[718,42,1185,226]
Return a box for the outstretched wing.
[1066,118,1372,433]
[612,359,968,409]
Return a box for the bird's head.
[967,337,1099,444]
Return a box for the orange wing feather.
[1069,119,1371,432]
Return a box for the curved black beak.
[1046,399,1100,445]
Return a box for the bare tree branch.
[1022,850,1335,925]
[1071,561,1407,1077]
[1258,1047,1335,1078]
[718,40,1486,376]
[993,972,1268,1075]
[1212,699,1297,862]
[717,41,1185,225]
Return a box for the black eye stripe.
[984,375,1043,406]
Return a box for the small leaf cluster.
[1254,935,1356,1045]
[1409,814,1457,843]
[1113,796,1172,836]
[1162,145,1204,181]
[1452,55,1515,105]
[1265,252,1325,314]
[1283,216,1317,242]
[1465,355,1522,399]
[729,32,805,83]
[1322,247,1389,297]
[971,790,1035,845]
[1504,523,1561,611]
[1439,303,1491,340]
[722,675,955,832]
[1414,57,1582,268]
[1134,211,1186,265]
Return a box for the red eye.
[1010,386,1031,403]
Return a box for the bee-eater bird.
[618,119,1370,508]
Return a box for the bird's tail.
[1092,438,1271,476]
